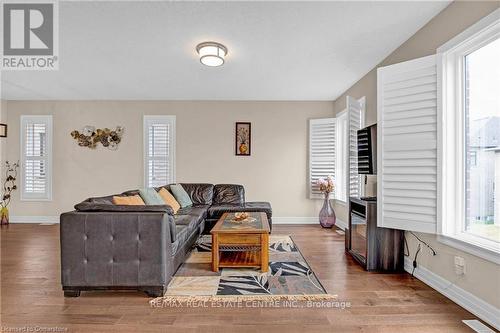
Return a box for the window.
[437,9,499,262]
[143,115,176,187]
[308,101,363,202]
[21,115,52,201]
[348,96,365,199]
[464,39,499,242]
[335,111,347,202]
[309,118,336,198]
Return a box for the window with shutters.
[143,116,176,188]
[309,111,362,202]
[347,96,365,199]
[377,8,499,263]
[309,118,336,199]
[335,111,347,202]
[437,9,499,262]
[21,115,52,201]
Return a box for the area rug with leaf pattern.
[151,235,336,305]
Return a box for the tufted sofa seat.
[60,183,272,297]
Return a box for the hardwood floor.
[0,224,483,332]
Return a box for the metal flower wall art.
[1,161,19,226]
[71,126,124,150]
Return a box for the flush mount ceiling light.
[196,42,228,67]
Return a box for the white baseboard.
[335,219,347,230]
[273,217,318,224]
[404,257,500,330]
[10,216,59,223]
[273,217,347,230]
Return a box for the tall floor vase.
[0,207,9,226]
[319,193,336,228]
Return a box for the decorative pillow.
[112,195,145,205]
[139,188,165,205]
[170,184,193,208]
[158,188,181,214]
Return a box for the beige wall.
[332,1,500,308]
[4,101,331,219]
[0,100,7,169]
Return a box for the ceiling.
[1,1,450,101]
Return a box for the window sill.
[437,234,500,265]
[20,196,53,202]
[334,200,346,206]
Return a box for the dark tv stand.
[345,197,404,272]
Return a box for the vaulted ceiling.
[1,1,450,100]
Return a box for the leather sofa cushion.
[213,184,245,205]
[177,205,209,223]
[179,183,214,205]
[121,189,141,196]
[208,202,272,220]
[171,205,208,254]
[158,184,214,206]
[172,225,191,255]
[171,205,209,242]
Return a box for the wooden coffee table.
[210,212,270,272]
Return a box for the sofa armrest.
[60,211,175,289]
[74,202,174,215]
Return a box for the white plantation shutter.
[309,118,336,198]
[347,96,365,199]
[21,115,52,200]
[335,111,347,201]
[377,55,437,234]
[144,116,175,187]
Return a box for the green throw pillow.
[139,188,165,205]
[170,184,193,208]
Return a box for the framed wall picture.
[235,122,251,156]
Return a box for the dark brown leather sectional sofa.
[60,184,272,297]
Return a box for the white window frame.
[335,110,348,203]
[309,103,365,203]
[143,115,176,188]
[347,96,366,200]
[20,115,53,201]
[308,118,336,199]
[437,8,500,264]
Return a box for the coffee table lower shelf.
[211,234,269,273]
[218,250,262,268]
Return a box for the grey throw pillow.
[170,184,193,208]
[139,188,165,205]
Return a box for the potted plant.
[1,161,19,226]
[316,175,336,228]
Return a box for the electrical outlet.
[454,256,466,275]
